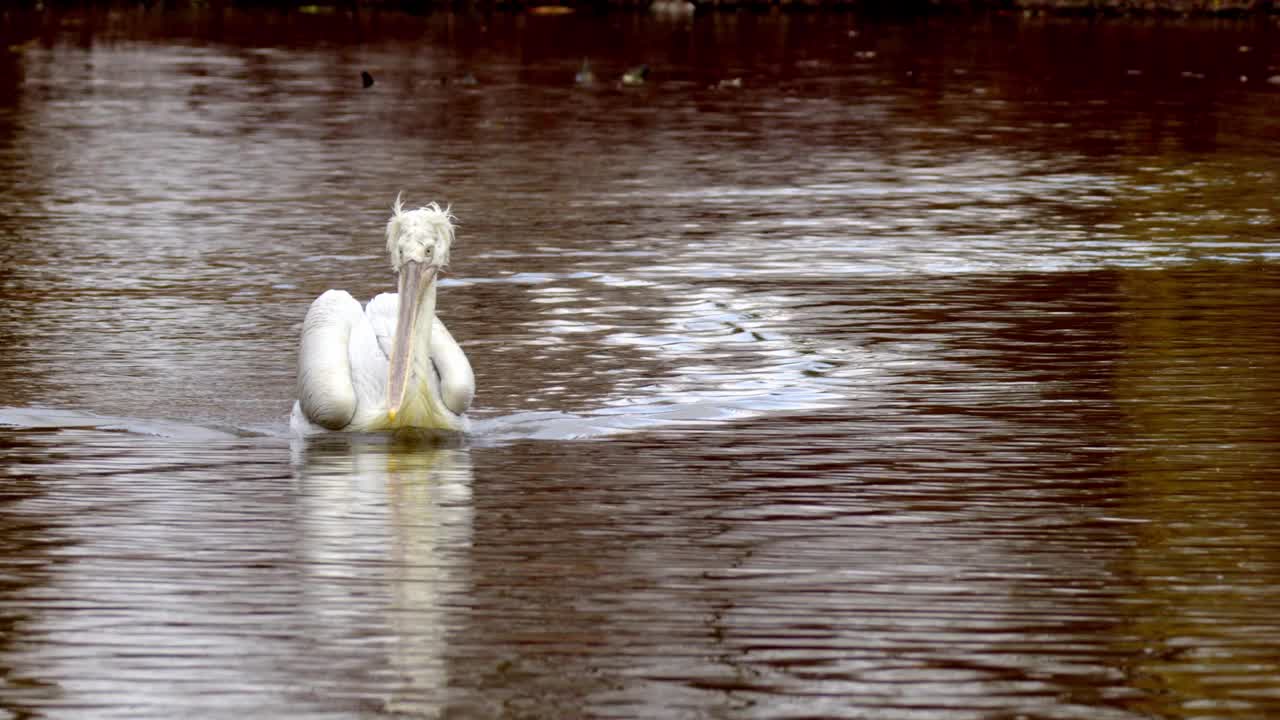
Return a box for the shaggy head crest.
[385,194,455,271]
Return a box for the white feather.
[386,198,454,270]
[296,290,362,430]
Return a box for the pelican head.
[384,196,455,421]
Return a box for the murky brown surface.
[2,7,1280,718]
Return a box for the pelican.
[290,197,474,435]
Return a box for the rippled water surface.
[2,8,1280,718]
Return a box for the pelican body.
[290,199,474,434]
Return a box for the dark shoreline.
[2,0,1278,16]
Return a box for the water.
[2,8,1280,718]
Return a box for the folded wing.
[297,289,365,430]
[431,317,474,417]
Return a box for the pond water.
[2,7,1280,718]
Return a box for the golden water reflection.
[1114,266,1280,717]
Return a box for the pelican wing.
[297,289,365,430]
[431,317,474,416]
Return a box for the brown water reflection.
[1,7,1280,719]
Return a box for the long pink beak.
[387,260,438,421]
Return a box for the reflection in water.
[0,426,474,717]
[1,7,1280,719]
[292,435,473,717]
[1114,266,1280,715]
[0,432,63,720]
[0,430,314,717]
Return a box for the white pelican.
[290,197,474,435]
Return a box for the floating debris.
[440,72,479,87]
[650,0,695,16]
[575,59,596,87]
[715,77,743,90]
[529,5,574,15]
[621,64,649,87]
[361,71,374,89]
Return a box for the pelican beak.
[387,260,438,421]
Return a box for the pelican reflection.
[291,434,473,715]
